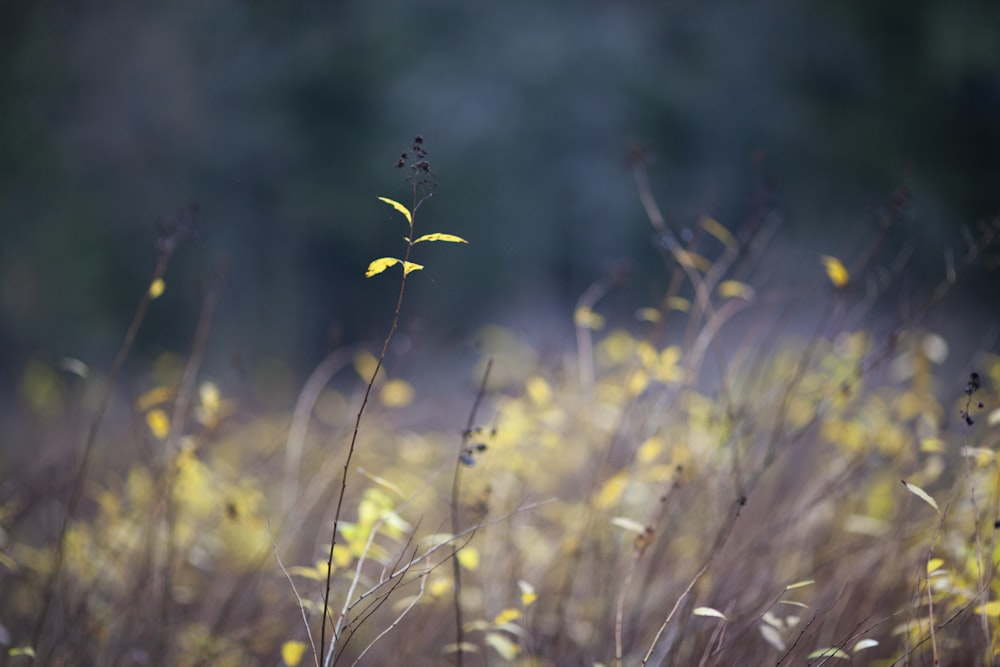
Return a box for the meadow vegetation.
[4,139,1000,666]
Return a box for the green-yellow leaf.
[403,261,424,275]
[784,579,815,591]
[807,647,850,660]
[377,196,412,224]
[820,255,849,288]
[902,479,939,512]
[927,558,944,575]
[693,606,728,621]
[413,232,468,244]
[366,257,400,278]
[281,640,308,667]
[8,647,36,658]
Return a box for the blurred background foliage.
[1,0,998,376]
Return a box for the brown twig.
[320,152,435,665]
[450,359,494,667]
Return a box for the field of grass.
[3,141,1000,666]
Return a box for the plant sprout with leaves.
[317,137,468,667]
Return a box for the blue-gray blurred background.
[2,0,998,381]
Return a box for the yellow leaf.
[413,232,469,244]
[493,608,522,625]
[699,216,733,246]
[595,473,628,510]
[287,565,323,580]
[525,376,552,406]
[380,379,415,408]
[135,385,174,411]
[574,306,605,330]
[199,382,221,415]
[353,351,379,381]
[673,249,712,272]
[148,278,166,299]
[484,632,520,660]
[920,438,944,453]
[518,580,537,607]
[402,261,424,275]
[666,296,690,312]
[430,576,452,598]
[457,546,480,571]
[627,369,650,396]
[146,409,170,440]
[281,640,308,666]
[637,437,662,464]
[8,647,36,657]
[365,257,400,278]
[635,307,661,323]
[976,601,1000,617]
[927,558,944,575]
[821,255,849,288]
[717,280,755,300]
[902,479,939,512]
[332,544,354,575]
[377,196,412,224]
[990,407,1000,426]
[784,579,815,591]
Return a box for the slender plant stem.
[320,180,430,665]
[641,501,743,665]
[30,246,175,654]
[450,359,493,667]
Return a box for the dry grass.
[3,145,1000,666]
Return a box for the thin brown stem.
[641,499,744,665]
[320,177,429,665]
[31,246,175,655]
[450,359,493,667]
